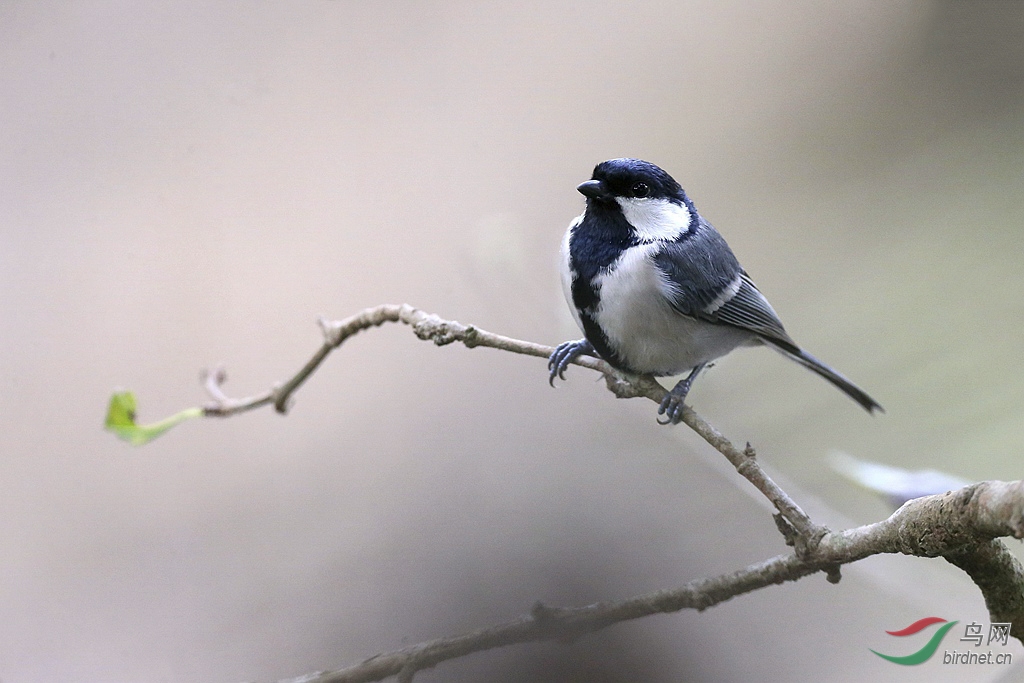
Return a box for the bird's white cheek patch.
[615,197,692,242]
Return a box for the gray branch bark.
[187,304,1024,682]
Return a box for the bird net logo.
[871,617,1013,666]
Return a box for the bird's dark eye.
[631,182,650,198]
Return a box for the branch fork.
[123,304,1024,682]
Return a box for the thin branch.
[271,480,1024,683]
[201,304,820,543]
[178,304,1024,681]
[201,366,274,414]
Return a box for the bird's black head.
[577,158,688,204]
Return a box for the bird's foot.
[548,339,595,386]
[657,363,707,425]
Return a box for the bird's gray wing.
[653,226,797,351]
[655,225,883,413]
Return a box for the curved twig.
[176,304,1024,681]
[202,304,821,544]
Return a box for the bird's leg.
[657,363,707,425]
[548,339,596,386]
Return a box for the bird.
[548,158,883,423]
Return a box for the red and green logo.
[871,617,959,665]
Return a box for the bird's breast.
[592,245,754,375]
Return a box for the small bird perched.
[549,158,883,423]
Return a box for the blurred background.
[2,2,1023,681]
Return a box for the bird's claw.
[657,391,687,425]
[548,339,595,386]
[656,363,707,425]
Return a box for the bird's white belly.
[593,245,754,375]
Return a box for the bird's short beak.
[577,179,609,200]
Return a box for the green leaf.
[104,391,202,446]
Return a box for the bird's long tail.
[763,341,884,414]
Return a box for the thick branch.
[273,480,1024,683]
[945,542,1024,642]
[181,304,1024,681]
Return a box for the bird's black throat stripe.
[568,196,700,374]
[567,206,637,372]
[577,309,629,372]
